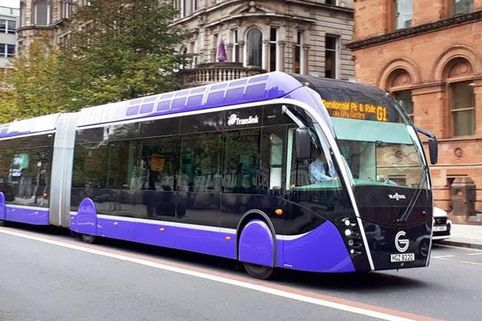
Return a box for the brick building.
[348,0,482,217]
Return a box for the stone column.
[277,41,286,72]
[226,43,233,62]
[263,40,270,71]
[302,44,310,75]
[411,84,445,139]
[239,40,245,65]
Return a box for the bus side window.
[179,133,222,193]
[140,136,178,192]
[2,135,54,207]
[224,130,260,194]
[260,126,286,193]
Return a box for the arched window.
[445,58,475,136]
[33,0,50,26]
[387,68,414,120]
[246,28,262,67]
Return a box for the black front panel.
[364,218,432,270]
[355,185,432,226]
[354,185,432,270]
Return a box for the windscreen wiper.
[395,167,427,224]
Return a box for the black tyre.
[0,219,5,227]
[243,262,275,280]
[80,234,96,244]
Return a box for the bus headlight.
[339,216,364,257]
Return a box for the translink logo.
[227,114,259,126]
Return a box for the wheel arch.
[236,209,277,267]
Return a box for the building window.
[0,20,16,34]
[325,35,338,78]
[325,0,337,5]
[453,0,473,15]
[246,28,262,67]
[394,0,413,29]
[269,27,278,72]
[393,90,414,120]
[451,81,475,136]
[293,30,304,74]
[231,29,240,63]
[0,44,15,58]
[61,0,74,19]
[34,0,50,26]
[172,0,197,18]
[7,20,15,34]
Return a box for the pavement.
[443,223,482,250]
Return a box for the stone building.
[16,1,356,85]
[0,6,19,77]
[173,0,355,85]
[16,0,87,55]
[348,0,482,219]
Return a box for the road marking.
[459,261,482,267]
[436,244,482,252]
[467,253,482,256]
[0,227,440,321]
[432,255,454,259]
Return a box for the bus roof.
[76,72,304,127]
[0,72,394,138]
[0,113,60,139]
[291,75,391,106]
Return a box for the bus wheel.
[243,262,274,280]
[80,234,96,244]
[0,220,5,226]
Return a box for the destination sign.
[323,99,392,122]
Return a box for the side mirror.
[428,137,438,165]
[295,128,311,159]
[416,127,438,165]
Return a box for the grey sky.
[0,0,19,8]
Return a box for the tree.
[5,37,67,120]
[60,0,187,110]
[0,0,186,123]
[0,88,18,123]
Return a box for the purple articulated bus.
[0,72,438,279]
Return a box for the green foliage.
[61,0,187,110]
[0,0,186,122]
[0,88,18,123]
[0,37,67,121]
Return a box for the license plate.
[390,253,415,262]
[433,225,447,232]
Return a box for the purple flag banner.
[217,39,227,62]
